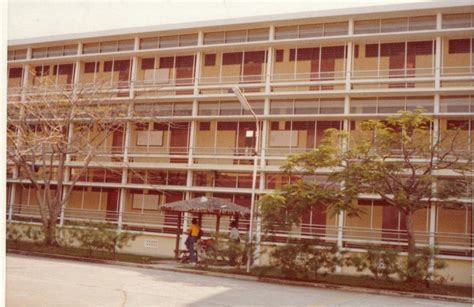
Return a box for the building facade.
[6,1,473,283]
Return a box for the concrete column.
[21,63,30,100]
[59,122,75,227]
[7,169,18,222]
[253,26,275,265]
[345,42,353,91]
[436,12,442,31]
[118,107,133,232]
[9,62,31,221]
[435,36,441,90]
[335,211,345,273]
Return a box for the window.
[319,98,344,114]
[204,32,225,45]
[204,54,216,66]
[271,100,293,115]
[118,39,134,51]
[354,19,380,34]
[159,57,174,69]
[440,95,472,113]
[220,102,242,115]
[179,34,198,47]
[351,98,377,114]
[405,96,433,112]
[103,60,130,72]
[299,24,323,38]
[223,52,243,65]
[159,36,179,48]
[248,28,269,41]
[275,26,298,40]
[8,67,23,79]
[64,45,77,55]
[378,97,405,113]
[32,48,47,59]
[381,18,408,33]
[84,62,100,73]
[47,46,63,57]
[275,50,284,62]
[140,37,159,50]
[408,16,436,31]
[173,103,192,116]
[324,22,348,36]
[294,99,318,114]
[83,43,99,54]
[53,64,74,75]
[100,41,117,53]
[442,13,472,29]
[225,30,247,43]
[14,49,27,60]
[449,39,471,54]
[141,58,155,70]
[9,49,27,61]
[199,122,210,131]
[447,120,472,131]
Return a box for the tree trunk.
[405,210,417,282]
[44,218,58,246]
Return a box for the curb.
[7,249,472,305]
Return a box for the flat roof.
[8,0,473,47]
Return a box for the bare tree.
[7,76,129,245]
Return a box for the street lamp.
[232,86,259,273]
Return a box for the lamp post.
[232,86,259,273]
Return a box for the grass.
[7,240,167,264]
[195,265,473,298]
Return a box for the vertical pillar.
[9,61,31,222]
[252,26,275,265]
[435,37,441,90]
[59,122,75,227]
[130,37,139,99]
[335,22,354,273]
[7,170,18,222]
[117,39,138,231]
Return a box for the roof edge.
[8,0,473,47]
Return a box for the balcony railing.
[7,67,474,100]
[8,205,472,256]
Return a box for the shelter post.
[175,212,182,259]
[215,213,221,240]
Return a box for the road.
[6,254,468,307]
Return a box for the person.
[185,218,200,263]
[229,220,240,243]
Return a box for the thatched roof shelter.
[161,196,250,259]
[161,196,250,216]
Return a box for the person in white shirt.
[229,220,240,243]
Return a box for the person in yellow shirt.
[185,218,200,263]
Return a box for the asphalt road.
[6,254,468,307]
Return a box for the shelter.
[161,196,250,258]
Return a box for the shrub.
[197,235,252,269]
[397,248,448,285]
[68,222,138,258]
[345,247,400,280]
[24,225,45,244]
[269,239,341,279]
[6,224,23,244]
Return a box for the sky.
[7,0,436,41]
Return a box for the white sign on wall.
[269,130,298,147]
[136,131,163,146]
[132,193,160,210]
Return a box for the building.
[6,1,473,283]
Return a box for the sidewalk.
[7,249,472,305]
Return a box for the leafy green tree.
[260,109,471,282]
